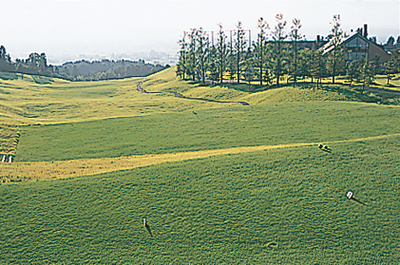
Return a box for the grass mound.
[143,68,400,106]
[1,68,399,125]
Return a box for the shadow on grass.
[183,79,400,105]
[31,75,54,85]
[323,84,400,104]
[198,81,297,93]
[145,224,153,237]
[0,71,54,84]
[139,81,250,105]
[351,197,367,206]
[0,71,20,80]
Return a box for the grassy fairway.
[0,69,228,125]
[14,101,400,163]
[1,136,399,263]
[1,68,400,263]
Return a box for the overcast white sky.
[1,0,399,64]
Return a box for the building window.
[346,52,368,60]
[345,36,369,60]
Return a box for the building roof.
[320,32,389,56]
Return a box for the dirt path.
[2,133,399,183]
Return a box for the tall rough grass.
[0,124,20,157]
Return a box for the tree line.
[0,45,168,81]
[0,46,55,76]
[56,59,167,81]
[176,14,400,90]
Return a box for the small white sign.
[346,191,353,199]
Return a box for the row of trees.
[176,15,400,89]
[57,59,167,81]
[0,46,54,76]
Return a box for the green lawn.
[1,136,399,263]
[1,69,400,263]
[15,101,400,162]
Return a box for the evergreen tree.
[384,58,397,86]
[310,49,326,88]
[361,59,374,93]
[0,45,7,60]
[370,55,383,75]
[243,47,255,86]
[215,23,228,83]
[233,21,247,83]
[289,18,304,86]
[253,17,269,86]
[176,32,188,79]
[297,48,313,81]
[186,28,198,81]
[271,14,288,87]
[227,37,236,82]
[0,45,15,71]
[346,59,363,86]
[207,45,219,83]
[195,28,210,84]
[326,15,345,84]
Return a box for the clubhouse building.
[320,24,391,62]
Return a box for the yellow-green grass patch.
[3,133,399,183]
[0,124,20,156]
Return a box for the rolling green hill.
[1,67,400,263]
[1,67,399,125]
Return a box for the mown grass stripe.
[2,133,399,182]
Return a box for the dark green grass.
[0,71,54,84]
[0,71,21,81]
[16,101,400,162]
[1,137,399,263]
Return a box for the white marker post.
[8,155,12,164]
[143,218,152,236]
[346,190,366,205]
[2,155,5,163]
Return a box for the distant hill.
[0,44,169,81]
[56,59,169,81]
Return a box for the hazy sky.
[1,0,399,64]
